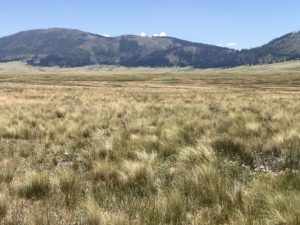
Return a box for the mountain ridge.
[0,28,299,68]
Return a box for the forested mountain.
[237,32,300,65]
[0,28,299,68]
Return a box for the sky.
[0,0,300,49]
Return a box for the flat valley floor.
[0,62,300,224]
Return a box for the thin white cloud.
[102,34,110,37]
[153,32,167,37]
[227,42,237,49]
[140,32,147,37]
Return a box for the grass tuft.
[59,169,81,207]
[0,194,8,220]
[18,172,51,199]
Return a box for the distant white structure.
[153,32,167,37]
[140,32,147,37]
[227,42,237,49]
[215,42,238,49]
[102,34,110,37]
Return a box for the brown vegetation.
[0,62,299,224]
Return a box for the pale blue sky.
[1,0,299,49]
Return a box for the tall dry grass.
[0,62,299,224]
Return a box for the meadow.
[0,61,300,224]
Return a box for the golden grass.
[0,194,7,219]
[0,61,299,224]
